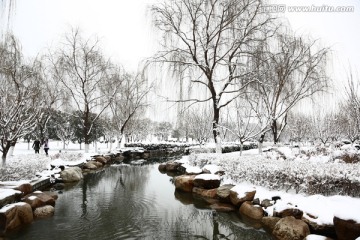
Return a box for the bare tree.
[109,70,151,148]
[221,95,269,155]
[186,107,213,146]
[151,0,274,153]
[342,68,360,143]
[0,34,44,161]
[252,33,329,143]
[285,112,311,146]
[50,28,118,153]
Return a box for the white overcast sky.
[3,0,360,120]
[6,0,360,77]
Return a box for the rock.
[165,161,182,172]
[158,164,167,172]
[210,203,236,212]
[14,183,32,196]
[23,192,56,210]
[94,156,107,165]
[253,198,260,205]
[83,161,99,170]
[174,175,196,192]
[272,216,310,240]
[229,186,256,207]
[103,155,111,162]
[192,187,218,198]
[33,205,55,218]
[0,202,33,232]
[261,199,274,208]
[239,201,264,220]
[262,216,281,233]
[193,174,221,189]
[60,167,83,183]
[0,189,22,208]
[333,216,360,240]
[303,215,336,238]
[216,184,235,203]
[52,183,65,190]
[275,208,303,219]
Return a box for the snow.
[0,202,27,213]
[28,196,37,200]
[194,174,220,181]
[202,164,222,174]
[230,184,256,199]
[0,189,21,199]
[186,146,360,225]
[181,164,202,174]
[305,235,329,240]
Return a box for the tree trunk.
[271,119,278,144]
[239,141,244,156]
[213,107,221,154]
[1,140,11,163]
[258,133,266,154]
[84,109,90,153]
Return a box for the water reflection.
[6,162,271,240]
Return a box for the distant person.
[43,138,49,156]
[32,139,41,154]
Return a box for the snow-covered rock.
[193,174,221,189]
[272,216,310,240]
[59,167,83,183]
[0,202,33,231]
[229,185,256,207]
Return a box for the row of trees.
[0,29,151,160]
[151,0,331,153]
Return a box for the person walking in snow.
[43,138,49,156]
[32,139,41,154]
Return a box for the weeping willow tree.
[0,0,15,32]
[151,0,276,153]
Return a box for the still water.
[7,159,271,240]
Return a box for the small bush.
[341,153,360,164]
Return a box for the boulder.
[229,185,256,207]
[174,175,196,192]
[192,187,218,198]
[165,161,182,172]
[158,164,167,172]
[275,208,303,219]
[262,216,281,233]
[193,174,221,189]
[210,203,236,212]
[261,199,274,208]
[303,216,336,238]
[23,192,56,210]
[94,156,107,165]
[0,189,22,208]
[333,216,360,240]
[60,167,83,183]
[216,184,235,203]
[14,183,33,196]
[239,201,264,220]
[272,216,310,240]
[33,205,55,218]
[103,155,111,162]
[0,202,33,232]
[83,161,99,170]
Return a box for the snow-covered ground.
[2,140,360,226]
[183,145,360,225]
[0,140,109,181]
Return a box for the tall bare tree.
[151,0,274,153]
[51,28,118,153]
[109,70,151,149]
[0,34,44,161]
[252,33,329,143]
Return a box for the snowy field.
[0,140,109,181]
